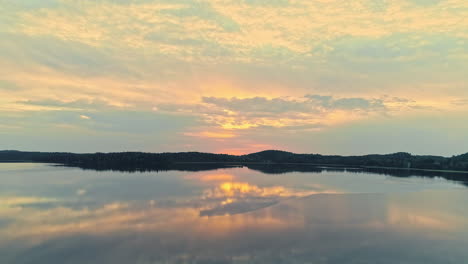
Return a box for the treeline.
[243,150,468,171]
[1,149,468,172]
[0,151,239,171]
[0,151,245,171]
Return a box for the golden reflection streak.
[0,176,339,243]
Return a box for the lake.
[1,163,468,264]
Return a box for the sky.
[0,0,467,156]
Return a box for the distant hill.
[1,149,468,172]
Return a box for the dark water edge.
[44,162,468,187]
[2,158,468,186]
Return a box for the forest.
[1,150,468,172]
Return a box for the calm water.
[1,163,468,264]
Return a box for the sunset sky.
[1,0,467,155]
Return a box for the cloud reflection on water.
[1,166,468,263]
[2,191,468,264]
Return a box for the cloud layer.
[0,0,467,154]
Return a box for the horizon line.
[1,149,466,158]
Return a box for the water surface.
[1,163,467,263]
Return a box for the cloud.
[160,1,240,32]
[1,196,58,207]
[8,0,468,64]
[305,95,386,110]
[196,95,393,130]
[0,80,21,91]
[203,95,386,114]
[76,189,87,196]
[0,33,132,78]
[18,99,117,111]
[184,131,237,139]
[0,109,203,152]
[202,96,314,114]
[244,0,290,7]
[451,98,468,106]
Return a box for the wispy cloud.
[192,95,416,129]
